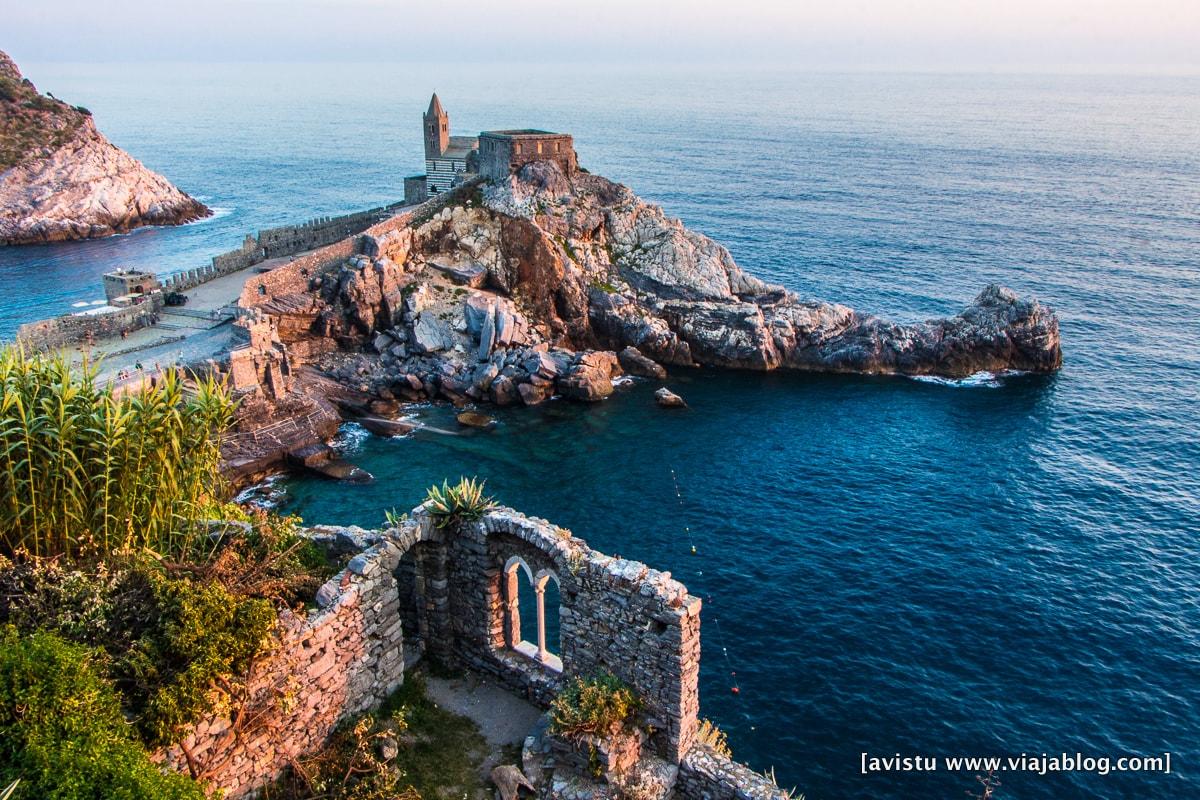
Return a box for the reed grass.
[0,346,234,562]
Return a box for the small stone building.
[102,268,161,306]
[478,130,577,180]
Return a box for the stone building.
[405,94,577,201]
[102,268,161,307]
[478,130,577,180]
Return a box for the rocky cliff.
[0,50,209,245]
[229,161,1059,433]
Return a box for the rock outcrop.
[225,157,1060,470]
[0,50,209,245]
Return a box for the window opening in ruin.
[504,556,563,672]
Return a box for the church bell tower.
[423,93,449,160]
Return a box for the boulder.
[490,765,536,800]
[655,388,687,408]
[457,411,496,429]
[558,350,621,402]
[618,346,667,380]
[429,259,488,288]
[412,313,455,353]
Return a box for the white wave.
[331,421,372,452]
[234,473,288,510]
[909,369,1027,388]
[187,205,234,226]
[613,375,637,387]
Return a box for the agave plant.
[423,477,496,528]
[0,345,234,562]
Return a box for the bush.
[0,560,275,748]
[423,477,496,529]
[0,347,234,562]
[549,673,642,740]
[114,568,276,746]
[0,626,206,799]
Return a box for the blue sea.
[2,63,1198,799]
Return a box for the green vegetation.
[0,346,339,796]
[0,626,208,799]
[0,347,233,562]
[549,673,642,740]
[0,558,275,747]
[264,673,487,800]
[0,73,87,170]
[589,277,619,294]
[423,477,496,529]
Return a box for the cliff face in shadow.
[0,51,209,245]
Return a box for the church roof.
[426,93,446,117]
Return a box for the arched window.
[503,556,562,671]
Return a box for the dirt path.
[424,672,544,777]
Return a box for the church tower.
[423,93,449,159]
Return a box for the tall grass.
[0,346,234,561]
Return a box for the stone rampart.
[16,299,161,351]
[164,201,409,294]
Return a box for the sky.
[2,0,1198,72]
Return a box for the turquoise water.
[3,63,1199,798]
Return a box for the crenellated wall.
[164,201,410,295]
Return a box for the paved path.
[70,249,319,385]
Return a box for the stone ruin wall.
[158,527,406,799]
[438,508,702,763]
[161,505,784,800]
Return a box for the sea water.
[1,63,1197,798]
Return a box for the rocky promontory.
[223,157,1060,476]
[0,50,209,245]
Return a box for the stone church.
[405,94,577,203]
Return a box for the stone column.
[505,569,522,650]
[535,583,548,662]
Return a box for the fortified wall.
[163,505,786,800]
[164,200,408,294]
[16,299,161,351]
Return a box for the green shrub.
[110,568,275,746]
[423,477,496,529]
[0,626,206,799]
[549,673,642,740]
[0,560,275,748]
[0,346,234,562]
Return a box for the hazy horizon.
[3,0,1198,74]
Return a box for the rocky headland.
[223,161,1060,479]
[0,50,209,245]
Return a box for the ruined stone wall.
[676,743,792,800]
[159,529,407,800]
[158,504,717,798]
[15,297,162,350]
[428,507,702,764]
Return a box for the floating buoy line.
[670,468,742,697]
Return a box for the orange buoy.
[731,686,740,695]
